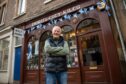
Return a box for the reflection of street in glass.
[69,47,78,67]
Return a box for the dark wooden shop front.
[20,1,123,84]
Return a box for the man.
[44,26,69,84]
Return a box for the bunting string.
[25,1,111,34]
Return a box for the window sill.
[44,0,53,4]
[0,70,7,72]
[13,12,26,19]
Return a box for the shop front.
[0,26,14,83]
[20,1,123,84]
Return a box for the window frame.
[15,0,26,17]
[0,37,10,71]
[0,2,6,26]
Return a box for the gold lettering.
[26,5,81,28]
[62,10,67,15]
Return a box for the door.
[78,31,110,84]
[14,46,21,81]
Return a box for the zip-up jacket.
[44,36,69,72]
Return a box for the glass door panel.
[78,32,108,83]
[81,34,103,67]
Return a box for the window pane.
[77,19,100,34]
[21,0,26,13]
[0,4,6,24]
[0,37,10,70]
[1,5,5,24]
[40,31,51,69]
[62,26,79,68]
[81,35,103,66]
[18,0,21,14]
[18,0,26,14]
[26,36,39,70]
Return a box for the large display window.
[26,36,39,70]
[0,37,10,71]
[62,25,79,68]
[40,31,52,69]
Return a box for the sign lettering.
[26,5,80,28]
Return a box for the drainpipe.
[109,0,126,61]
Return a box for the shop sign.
[25,0,110,34]
[14,28,25,38]
[26,5,81,28]
[38,5,81,23]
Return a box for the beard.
[53,35,60,39]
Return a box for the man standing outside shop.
[44,26,69,84]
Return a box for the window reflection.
[26,36,39,70]
[77,19,100,34]
[81,35,103,66]
[62,26,78,67]
[0,37,9,70]
[40,31,52,69]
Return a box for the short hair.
[52,26,61,33]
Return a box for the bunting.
[25,1,111,34]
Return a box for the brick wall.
[0,0,77,30]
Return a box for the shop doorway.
[76,18,110,84]
[78,32,109,83]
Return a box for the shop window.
[62,25,78,68]
[77,18,103,67]
[40,31,52,69]
[15,0,26,16]
[0,4,6,25]
[26,36,39,70]
[0,37,10,71]
[77,19,100,34]
[80,35,103,66]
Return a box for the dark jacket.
[44,36,69,72]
